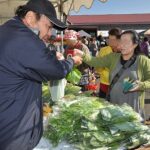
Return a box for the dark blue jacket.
[0,17,74,150]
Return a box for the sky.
[69,0,150,15]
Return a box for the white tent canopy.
[144,29,150,35]
[0,0,108,24]
[78,30,91,38]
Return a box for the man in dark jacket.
[0,0,82,150]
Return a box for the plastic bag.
[33,138,76,150]
[66,68,82,85]
[122,78,137,93]
[48,79,66,102]
[33,137,51,150]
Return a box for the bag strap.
[106,55,136,101]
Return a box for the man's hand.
[74,49,84,57]
[72,55,83,65]
[56,52,64,60]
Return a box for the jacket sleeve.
[83,51,113,69]
[14,42,74,82]
[138,55,150,90]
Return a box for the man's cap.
[25,0,67,30]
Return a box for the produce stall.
[39,28,150,149]
[38,83,150,150]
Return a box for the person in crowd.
[89,37,98,56]
[81,36,89,46]
[140,37,150,57]
[97,34,107,49]
[0,0,82,149]
[79,67,90,91]
[96,28,122,98]
[75,30,150,119]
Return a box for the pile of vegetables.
[44,95,150,150]
[65,83,81,96]
[65,83,93,98]
[44,96,106,147]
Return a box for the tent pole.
[59,0,64,53]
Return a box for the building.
[68,14,150,36]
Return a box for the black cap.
[25,0,67,30]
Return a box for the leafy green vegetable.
[66,67,82,85]
[65,83,81,95]
[97,104,141,125]
[44,93,150,149]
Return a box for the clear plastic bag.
[48,79,67,102]
[33,137,51,150]
[34,138,76,150]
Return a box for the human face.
[120,33,137,56]
[37,15,53,40]
[23,12,53,41]
[108,35,120,52]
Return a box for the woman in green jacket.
[75,30,150,118]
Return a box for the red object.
[100,83,109,93]
[85,84,98,91]
[66,49,74,57]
